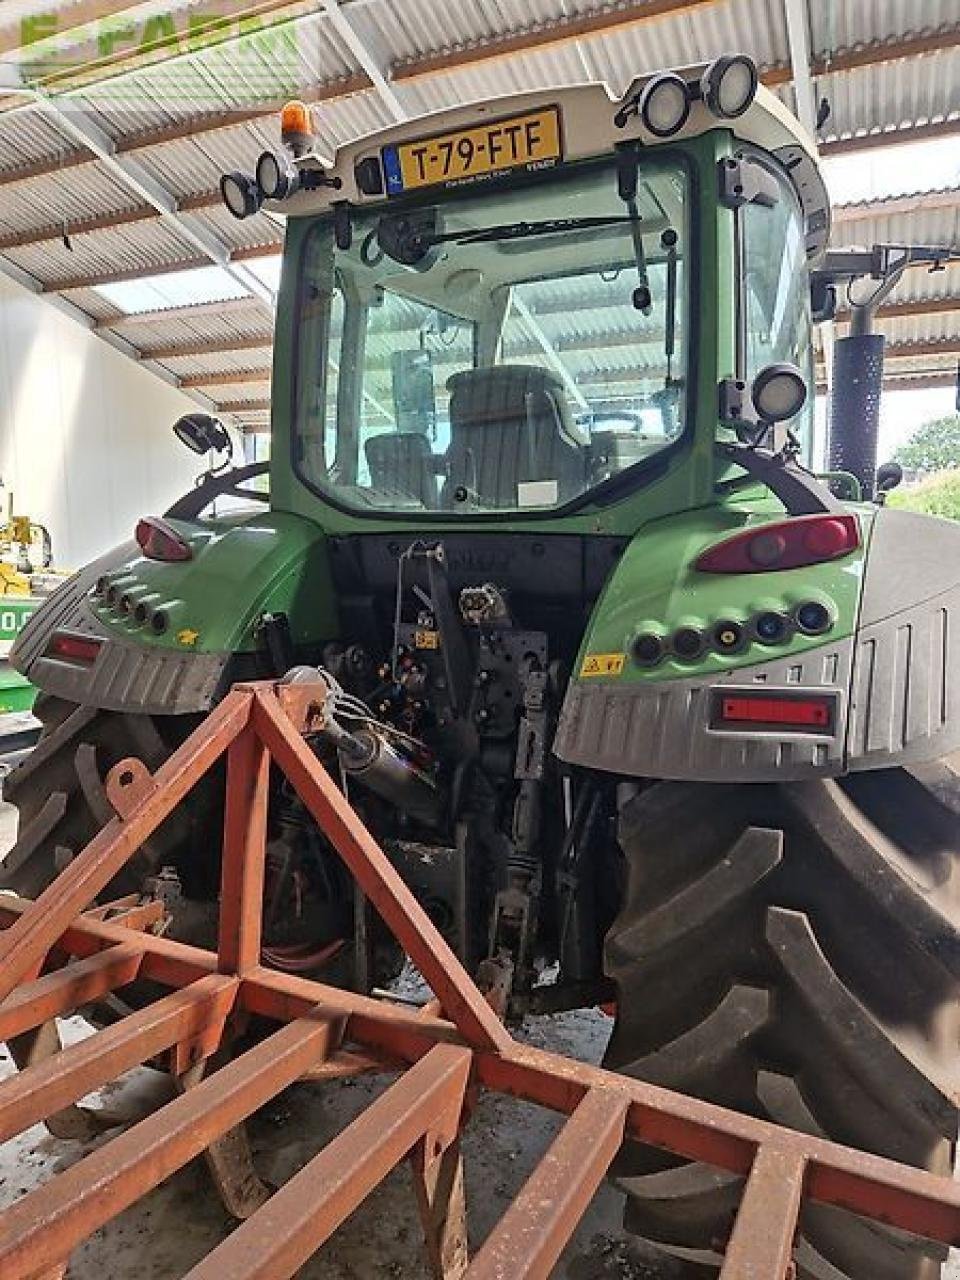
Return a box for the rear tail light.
[135,517,192,563]
[717,692,835,731]
[632,632,666,667]
[45,632,102,666]
[696,514,859,573]
[794,600,833,635]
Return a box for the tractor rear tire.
[604,765,959,1280]
[1,694,221,908]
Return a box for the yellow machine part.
[0,563,30,596]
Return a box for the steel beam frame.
[0,679,957,1279]
[3,22,956,191]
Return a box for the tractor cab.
[291,151,687,514]
[222,58,829,528]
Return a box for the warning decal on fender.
[580,652,626,678]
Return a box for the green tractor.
[5,57,958,1278]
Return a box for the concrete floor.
[0,1008,672,1279]
[0,797,956,1279]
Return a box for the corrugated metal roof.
[881,313,960,345]
[0,105,74,174]
[137,123,280,196]
[57,7,354,135]
[0,0,955,418]
[807,2,958,56]
[361,0,577,65]
[833,206,960,248]
[188,376,272,399]
[3,217,202,286]
[0,162,145,234]
[887,260,960,303]
[818,46,960,144]
[185,205,283,253]
[105,297,273,348]
[158,348,271,378]
[60,285,125,323]
[0,1,68,28]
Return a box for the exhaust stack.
[828,330,885,500]
[818,243,960,499]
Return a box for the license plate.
[382,106,562,195]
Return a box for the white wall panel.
[0,271,201,570]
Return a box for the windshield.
[293,156,689,514]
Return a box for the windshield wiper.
[449,215,639,245]
[376,210,640,268]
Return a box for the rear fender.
[11,512,335,715]
[556,505,960,780]
[556,504,865,782]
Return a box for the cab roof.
[278,65,831,260]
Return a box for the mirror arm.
[164,462,270,520]
[716,443,844,516]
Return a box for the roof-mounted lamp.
[280,99,316,159]
[220,99,317,219]
[637,73,692,137]
[615,54,759,136]
[256,148,299,201]
[701,54,759,119]
[220,171,261,221]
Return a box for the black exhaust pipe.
[827,329,885,500]
[819,243,960,500]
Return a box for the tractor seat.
[365,431,438,508]
[443,365,588,509]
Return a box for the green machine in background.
[0,597,41,714]
[6,58,960,1278]
[0,496,60,720]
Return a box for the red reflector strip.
[45,632,102,665]
[721,696,831,728]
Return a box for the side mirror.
[391,349,436,435]
[810,275,837,323]
[173,413,232,457]
[876,460,903,494]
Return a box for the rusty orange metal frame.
[0,680,957,1279]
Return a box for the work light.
[752,363,807,423]
[256,150,299,201]
[638,73,691,138]
[220,171,261,220]
[702,55,759,120]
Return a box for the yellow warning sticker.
[580,652,626,678]
[414,629,440,650]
